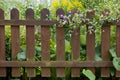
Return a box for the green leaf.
[80,35,86,46]
[82,69,96,80]
[110,68,115,77]
[95,55,102,61]
[65,40,71,52]
[109,49,117,58]
[17,52,26,61]
[113,57,120,71]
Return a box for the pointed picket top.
[11,8,19,19]
[0,9,4,19]
[40,8,49,20]
[26,8,34,19]
[56,8,65,17]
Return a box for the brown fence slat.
[26,8,35,77]
[86,26,95,74]
[101,24,110,77]
[71,28,80,77]
[41,26,50,77]
[0,9,6,77]
[116,25,120,77]
[86,11,95,74]
[41,8,50,77]
[56,27,65,77]
[11,8,21,77]
[56,9,65,77]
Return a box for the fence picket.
[86,26,95,74]
[0,9,6,77]
[56,27,65,77]
[116,25,120,77]
[56,9,65,77]
[86,11,95,74]
[11,8,21,77]
[41,8,51,77]
[26,8,35,77]
[101,24,110,77]
[71,28,80,77]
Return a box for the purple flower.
[59,16,69,24]
[68,11,72,16]
[64,17,69,23]
[58,14,69,24]
[58,14,64,19]
[79,14,84,18]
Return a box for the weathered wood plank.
[86,26,95,74]
[26,8,35,77]
[0,20,58,25]
[0,61,113,67]
[56,27,65,77]
[101,24,110,77]
[0,9,6,77]
[116,25,120,77]
[71,28,80,77]
[41,8,51,77]
[86,10,95,74]
[56,9,65,77]
[41,26,50,77]
[11,8,21,77]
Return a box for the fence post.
[41,8,51,77]
[71,28,80,77]
[11,8,21,77]
[101,23,110,77]
[26,8,35,77]
[86,10,95,74]
[0,9,6,77]
[56,8,65,77]
[116,25,120,77]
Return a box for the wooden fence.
[0,8,120,78]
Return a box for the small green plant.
[82,69,96,80]
[109,49,120,71]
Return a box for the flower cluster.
[51,0,120,34]
[56,8,119,33]
[57,11,85,29]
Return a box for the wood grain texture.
[41,8,51,77]
[116,25,120,77]
[71,28,80,77]
[86,11,95,74]
[0,61,113,67]
[101,24,110,77]
[56,9,65,77]
[86,26,95,74]
[11,8,21,77]
[26,8,35,77]
[0,9,6,77]
[0,20,58,25]
[56,27,65,77]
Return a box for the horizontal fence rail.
[0,20,58,25]
[0,20,120,26]
[0,61,113,67]
[0,8,120,78]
